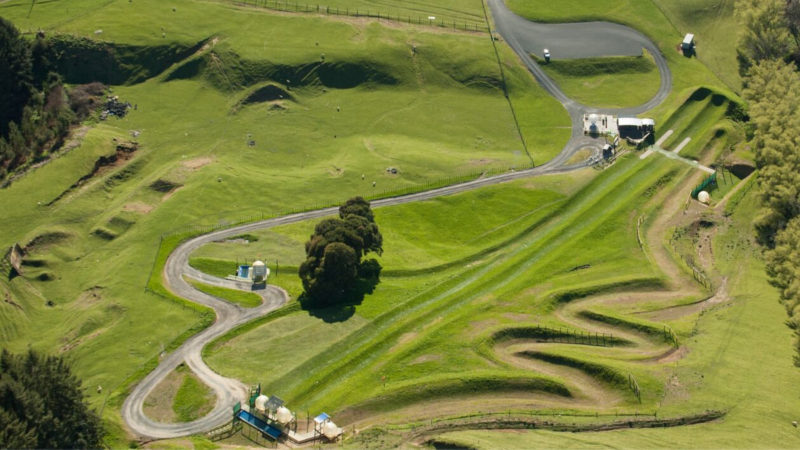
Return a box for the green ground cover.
[0,0,571,444]
[504,0,739,122]
[203,154,689,418]
[0,0,760,446]
[186,278,263,307]
[434,190,800,448]
[504,0,740,91]
[173,366,216,423]
[537,51,661,108]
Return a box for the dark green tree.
[0,17,33,136]
[0,349,103,449]
[299,197,383,306]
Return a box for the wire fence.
[233,0,490,32]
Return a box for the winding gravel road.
[121,0,672,440]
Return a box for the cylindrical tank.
[698,191,710,204]
[252,260,267,280]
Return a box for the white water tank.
[252,260,267,280]
[698,191,710,204]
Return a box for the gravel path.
[122,1,673,440]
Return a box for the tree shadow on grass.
[300,274,380,323]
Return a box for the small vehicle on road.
[543,48,551,63]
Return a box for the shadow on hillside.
[300,274,380,323]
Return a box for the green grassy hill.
[0,0,790,448]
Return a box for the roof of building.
[683,33,694,44]
[265,395,284,410]
[618,117,643,127]
[252,260,266,267]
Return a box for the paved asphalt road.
[122,0,672,439]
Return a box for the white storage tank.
[252,260,267,281]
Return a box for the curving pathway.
[122,0,672,440]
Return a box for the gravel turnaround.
[121,0,672,439]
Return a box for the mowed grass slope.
[434,191,800,448]
[0,0,570,444]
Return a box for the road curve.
[121,0,672,440]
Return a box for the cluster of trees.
[0,349,103,448]
[737,0,800,364]
[299,197,383,307]
[0,18,105,182]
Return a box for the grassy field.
[195,81,760,446]
[203,154,686,415]
[0,0,771,447]
[0,0,570,444]
[537,51,661,108]
[504,0,740,105]
[186,278,263,307]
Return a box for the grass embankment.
[433,189,800,448]
[186,278,262,308]
[537,52,661,108]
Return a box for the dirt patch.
[60,327,106,353]
[181,156,214,171]
[657,345,689,364]
[47,140,139,205]
[143,368,184,423]
[503,313,533,321]
[328,166,344,177]
[75,287,103,310]
[390,332,418,352]
[123,202,155,214]
[410,354,441,365]
[469,319,498,333]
